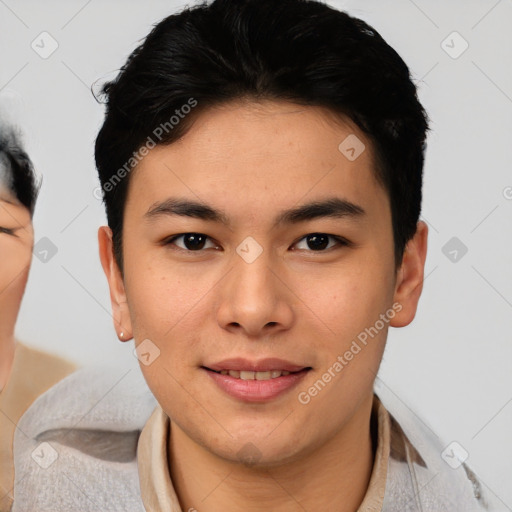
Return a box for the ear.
[98,226,133,341]
[390,221,428,328]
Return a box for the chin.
[206,430,307,469]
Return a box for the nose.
[215,249,295,338]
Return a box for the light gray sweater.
[12,366,156,511]
[12,366,499,511]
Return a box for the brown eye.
[166,233,217,251]
[293,233,349,252]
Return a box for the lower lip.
[204,368,311,403]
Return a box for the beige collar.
[138,395,390,511]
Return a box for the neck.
[169,394,375,512]
[0,336,16,391]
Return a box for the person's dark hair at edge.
[0,125,39,216]
[95,0,429,273]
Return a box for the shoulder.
[2,341,78,423]
[376,386,496,511]
[14,341,77,388]
[13,365,157,512]
[15,340,75,366]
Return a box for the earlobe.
[98,226,133,341]
[390,221,428,328]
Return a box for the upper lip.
[204,357,310,372]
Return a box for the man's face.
[102,100,420,465]
[0,183,33,343]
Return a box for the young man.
[13,0,493,510]
[0,124,77,511]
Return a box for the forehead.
[0,184,15,204]
[0,154,13,189]
[0,165,25,211]
[127,100,387,221]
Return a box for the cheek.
[301,261,394,343]
[312,261,395,392]
[123,253,212,363]
[0,266,29,303]
[0,240,31,290]
[0,248,30,328]
[127,269,195,334]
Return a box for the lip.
[204,357,309,373]
[203,357,312,403]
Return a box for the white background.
[1,0,511,507]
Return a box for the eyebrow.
[145,196,365,229]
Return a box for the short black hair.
[0,125,39,216]
[95,0,429,271]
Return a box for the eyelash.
[0,227,16,236]
[164,233,351,253]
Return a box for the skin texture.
[0,186,33,391]
[99,100,428,511]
